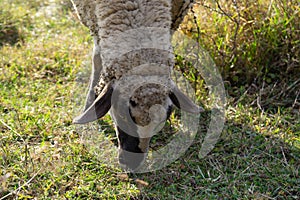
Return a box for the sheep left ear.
[169,85,204,114]
[83,43,103,111]
[73,83,113,124]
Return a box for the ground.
[0,0,299,199]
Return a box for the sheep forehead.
[131,84,169,106]
[129,85,171,125]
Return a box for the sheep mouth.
[118,150,147,172]
[116,126,149,171]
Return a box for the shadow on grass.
[0,25,22,47]
[125,109,300,199]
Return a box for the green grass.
[0,0,299,199]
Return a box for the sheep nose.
[118,150,146,171]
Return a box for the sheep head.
[71,0,200,171]
[73,64,202,171]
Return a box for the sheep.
[71,0,201,171]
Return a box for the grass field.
[0,0,299,199]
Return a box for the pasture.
[0,0,299,199]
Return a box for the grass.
[0,0,299,199]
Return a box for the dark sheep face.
[73,82,202,171]
[110,84,173,171]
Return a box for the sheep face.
[74,77,202,171]
[110,82,173,170]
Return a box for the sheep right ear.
[73,83,113,124]
[169,85,204,114]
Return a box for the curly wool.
[72,0,195,95]
[72,0,195,34]
[71,0,195,127]
[93,0,173,91]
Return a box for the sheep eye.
[129,99,137,107]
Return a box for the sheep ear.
[73,83,113,124]
[83,43,103,111]
[169,85,204,114]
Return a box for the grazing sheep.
[71,0,201,171]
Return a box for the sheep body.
[71,0,199,171]
[72,0,195,35]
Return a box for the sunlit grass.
[0,0,299,199]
